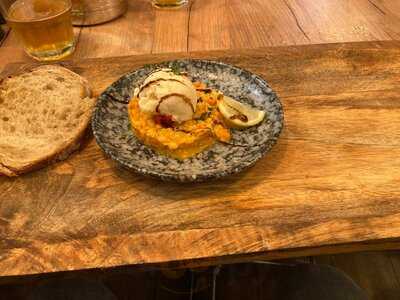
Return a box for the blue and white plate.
[92,59,284,182]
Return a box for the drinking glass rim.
[3,0,72,23]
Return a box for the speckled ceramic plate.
[92,59,283,182]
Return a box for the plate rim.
[92,58,284,182]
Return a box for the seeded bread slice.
[0,65,95,176]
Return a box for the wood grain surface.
[0,41,399,277]
[1,0,400,69]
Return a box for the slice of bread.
[0,65,95,176]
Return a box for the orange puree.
[128,88,231,160]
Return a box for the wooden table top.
[1,0,400,278]
[0,0,399,67]
[1,41,400,277]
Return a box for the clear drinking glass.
[0,0,75,61]
[151,0,188,9]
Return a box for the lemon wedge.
[217,96,265,128]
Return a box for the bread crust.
[0,65,95,177]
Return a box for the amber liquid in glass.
[7,0,74,61]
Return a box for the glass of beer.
[151,0,188,9]
[0,0,75,61]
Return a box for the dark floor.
[0,251,399,300]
